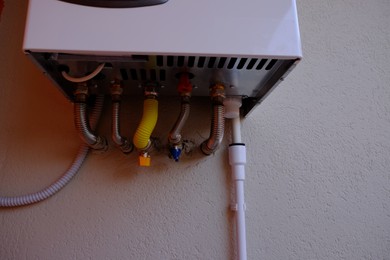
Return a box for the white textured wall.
[1,1,389,259]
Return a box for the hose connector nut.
[119,138,133,154]
[74,83,89,102]
[111,81,123,96]
[210,83,225,104]
[74,83,89,95]
[144,85,158,98]
[91,136,108,152]
[178,73,193,95]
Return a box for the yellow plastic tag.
[139,155,151,167]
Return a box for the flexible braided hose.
[74,101,107,150]
[133,98,158,150]
[75,102,98,146]
[112,101,133,153]
[201,104,225,155]
[0,95,105,207]
[168,96,190,144]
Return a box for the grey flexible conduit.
[0,95,105,207]
[74,101,107,150]
[169,96,190,144]
[112,101,133,153]
[201,103,225,155]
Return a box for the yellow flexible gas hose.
[133,98,158,150]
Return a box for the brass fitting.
[110,81,123,102]
[74,82,89,102]
[210,83,225,104]
[144,85,158,99]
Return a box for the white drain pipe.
[224,98,247,260]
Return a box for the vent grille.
[154,56,278,71]
[118,56,279,82]
[120,68,167,82]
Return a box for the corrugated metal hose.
[201,103,225,155]
[0,95,105,207]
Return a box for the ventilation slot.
[256,59,268,70]
[120,69,128,80]
[167,56,174,67]
[130,69,138,80]
[188,56,195,68]
[218,57,227,68]
[197,57,206,68]
[159,69,166,81]
[246,58,258,70]
[208,57,217,68]
[227,58,237,69]
[156,55,163,67]
[265,59,278,70]
[177,56,185,67]
[236,58,247,70]
[150,69,157,81]
[140,69,147,80]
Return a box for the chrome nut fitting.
[210,83,225,98]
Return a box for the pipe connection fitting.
[111,81,123,101]
[201,84,225,155]
[111,81,133,154]
[74,83,89,102]
[168,73,192,162]
[210,83,226,103]
[133,85,159,166]
[74,83,108,151]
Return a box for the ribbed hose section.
[201,104,225,155]
[74,101,107,150]
[168,96,190,144]
[112,102,133,153]
[133,98,158,150]
[0,95,105,207]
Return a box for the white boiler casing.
[24,0,302,115]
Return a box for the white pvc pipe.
[225,97,247,260]
[232,117,242,143]
[235,178,247,260]
[229,143,247,260]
